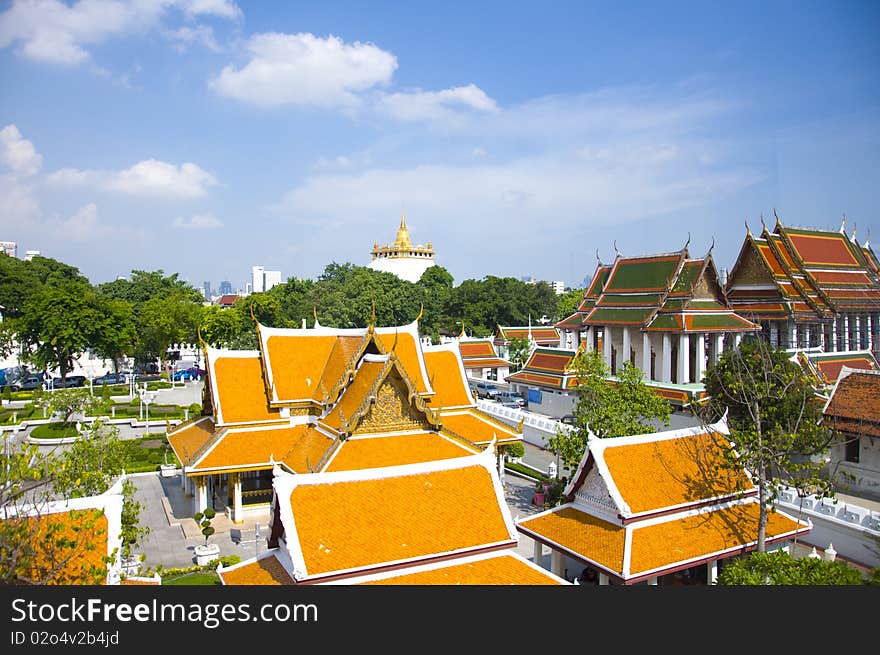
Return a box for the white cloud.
[47,159,218,198]
[167,25,220,52]
[0,125,42,176]
[54,202,99,240]
[0,0,241,66]
[378,84,499,122]
[210,32,398,109]
[172,213,223,229]
[0,174,41,231]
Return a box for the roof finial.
[852,222,857,242]
[840,213,846,234]
[773,208,781,228]
[745,219,751,237]
[249,301,257,325]
[197,323,206,349]
[415,303,423,322]
[865,227,871,248]
[369,300,376,332]
[313,305,320,328]
[459,321,466,338]
[683,232,690,253]
[595,248,602,266]
[613,240,621,257]
[708,235,715,254]
[760,213,766,230]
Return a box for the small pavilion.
[516,416,811,585]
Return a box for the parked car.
[474,381,500,399]
[497,391,525,407]
[10,374,44,391]
[171,366,205,381]
[95,372,127,385]
[51,375,87,388]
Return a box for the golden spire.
[394,210,413,250]
[459,321,466,338]
[415,304,423,322]
[368,301,376,333]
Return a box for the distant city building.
[263,269,282,291]
[250,266,282,294]
[219,280,233,295]
[522,276,565,294]
[368,212,435,283]
[203,281,212,299]
[0,241,16,257]
[24,250,40,261]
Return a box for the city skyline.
[1,2,878,290]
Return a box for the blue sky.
[1,1,878,293]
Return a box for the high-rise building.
[219,280,233,295]
[263,270,282,291]
[251,266,265,294]
[1,241,17,257]
[203,281,212,299]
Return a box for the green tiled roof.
[604,256,681,292]
[687,299,727,311]
[688,313,756,330]
[670,261,702,294]
[584,307,656,325]
[645,314,681,330]
[596,293,664,307]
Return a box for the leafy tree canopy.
[717,550,873,586]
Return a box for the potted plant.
[193,508,219,565]
[533,479,546,506]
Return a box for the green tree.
[507,336,532,372]
[18,281,104,386]
[547,349,671,472]
[90,298,136,375]
[48,388,95,426]
[194,508,216,546]
[557,287,584,322]
[702,339,837,552]
[136,292,202,371]
[199,304,247,348]
[717,550,874,585]
[51,419,131,497]
[120,478,150,561]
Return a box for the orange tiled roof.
[462,357,511,369]
[602,430,753,514]
[313,335,368,402]
[628,500,806,575]
[212,354,278,424]
[280,426,337,473]
[167,416,216,466]
[518,507,626,574]
[322,432,477,472]
[355,552,565,585]
[320,359,387,432]
[220,553,296,585]
[458,340,498,358]
[822,369,880,436]
[376,330,430,394]
[423,347,473,409]
[439,410,521,445]
[287,464,513,577]
[193,424,331,473]
[814,355,877,385]
[263,334,338,402]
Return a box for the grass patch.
[0,403,41,425]
[124,435,180,473]
[29,422,79,439]
[504,461,547,482]
[161,571,221,586]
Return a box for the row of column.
[583,325,740,385]
[768,314,878,352]
[182,469,244,523]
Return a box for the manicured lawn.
[125,435,180,473]
[161,571,221,585]
[29,422,79,439]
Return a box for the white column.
[867,315,873,351]
[695,333,706,382]
[621,326,631,369]
[855,315,862,350]
[233,473,243,524]
[787,320,796,350]
[603,326,613,369]
[584,327,594,352]
[714,333,724,364]
[734,333,743,348]
[598,572,610,586]
[843,315,850,350]
[497,452,505,483]
[678,334,690,384]
[832,317,839,351]
[642,332,652,378]
[707,560,718,585]
[533,539,543,568]
[770,322,779,348]
[661,334,672,383]
[551,550,565,579]
[194,477,208,515]
[180,465,188,492]
[804,325,811,349]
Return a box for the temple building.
[552,241,759,406]
[167,315,523,526]
[516,416,811,585]
[724,215,880,357]
[457,336,512,382]
[217,448,567,585]
[368,212,436,282]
